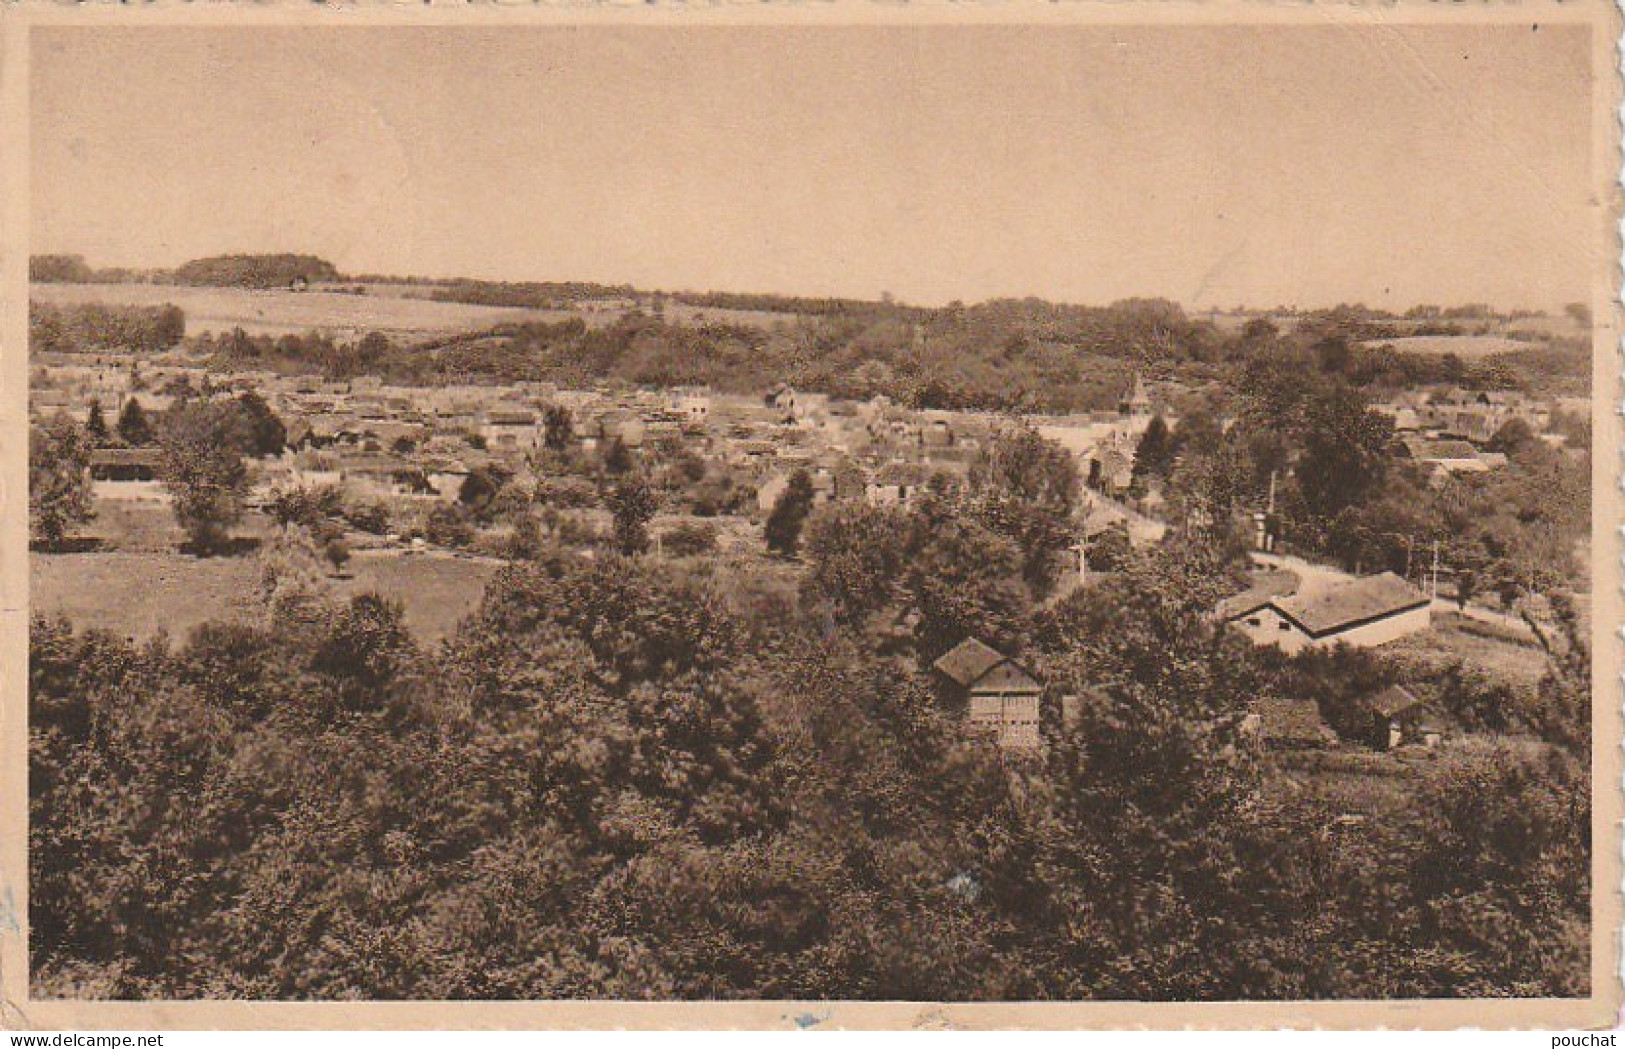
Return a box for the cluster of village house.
[33,354,1168,523]
[33,354,1570,757]
[1376,387,1584,479]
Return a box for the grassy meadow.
[31,281,575,340]
[31,496,497,644]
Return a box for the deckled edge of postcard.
[0,0,1617,1031]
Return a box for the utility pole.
[1430,540,1441,601]
[1263,470,1278,552]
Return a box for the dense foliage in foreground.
[30,526,1589,1001]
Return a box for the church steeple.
[1120,372,1151,418]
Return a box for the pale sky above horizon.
[31,24,1596,312]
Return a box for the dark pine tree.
[765,469,817,557]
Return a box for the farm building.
[1374,405,1422,432]
[1396,437,1506,479]
[1364,685,1445,751]
[89,447,167,500]
[667,387,712,422]
[1088,447,1134,496]
[765,384,798,416]
[89,447,162,483]
[932,637,1043,752]
[1226,571,1431,654]
[596,410,647,450]
[864,462,933,509]
[479,407,540,453]
[1216,568,1301,621]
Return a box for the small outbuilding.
[1365,684,1444,751]
[932,638,1043,752]
[89,447,162,482]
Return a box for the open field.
[35,494,498,643]
[32,547,496,645]
[1385,617,1550,689]
[1359,334,1537,359]
[336,550,498,642]
[34,280,801,339]
[1268,747,1423,818]
[32,281,575,340]
[32,551,262,641]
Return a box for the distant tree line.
[669,289,913,318]
[31,254,340,289]
[426,279,640,309]
[172,254,340,289]
[189,296,1583,413]
[30,255,103,284]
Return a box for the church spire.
[1120,371,1151,418]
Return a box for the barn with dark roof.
[932,638,1043,752]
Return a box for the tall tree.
[458,466,511,522]
[967,425,1080,593]
[608,477,658,556]
[117,398,155,446]
[232,391,287,456]
[1487,417,1538,456]
[1034,537,1289,998]
[603,436,634,476]
[84,399,110,446]
[764,470,816,557]
[542,404,575,452]
[160,401,250,555]
[1295,384,1394,522]
[1130,415,1175,490]
[801,502,909,627]
[30,414,94,548]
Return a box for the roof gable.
[971,660,1042,695]
[933,638,1007,688]
[1367,684,1421,719]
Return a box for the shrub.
[662,520,719,558]
[425,503,475,549]
[343,500,391,536]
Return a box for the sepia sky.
[31,24,1595,311]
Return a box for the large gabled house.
[932,638,1043,752]
[1225,571,1432,654]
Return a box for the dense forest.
[30,520,1589,999]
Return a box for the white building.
[1225,572,1432,654]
